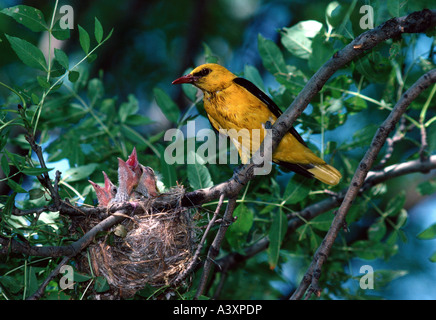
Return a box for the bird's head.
[172,63,236,92]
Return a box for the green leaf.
[64,163,98,182]
[7,179,27,193]
[119,94,139,123]
[87,78,104,106]
[267,208,287,269]
[54,48,69,69]
[417,223,436,240]
[351,240,384,260]
[73,271,92,283]
[308,28,333,71]
[21,167,53,175]
[179,68,197,102]
[29,188,44,200]
[368,218,387,242]
[121,124,151,148]
[158,145,176,188]
[4,149,26,168]
[417,179,436,196]
[68,71,80,82]
[344,96,367,114]
[5,35,47,72]
[202,42,219,64]
[227,204,254,253]
[51,18,70,40]
[1,155,10,177]
[355,54,391,83]
[429,251,436,263]
[153,87,180,124]
[372,270,408,287]
[326,2,343,28]
[1,5,47,32]
[395,209,408,230]
[258,34,287,75]
[37,76,50,89]
[0,275,23,294]
[26,267,38,298]
[78,25,90,54]
[31,93,40,104]
[125,114,154,126]
[281,20,323,60]
[282,178,310,204]
[327,3,354,39]
[87,53,97,63]
[187,155,213,190]
[94,17,103,43]
[94,276,109,292]
[387,0,407,18]
[103,28,114,42]
[311,213,333,231]
[50,59,66,78]
[244,64,265,91]
[385,191,405,217]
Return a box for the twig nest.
[86,186,197,297]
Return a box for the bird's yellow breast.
[202,83,322,165]
[203,84,272,131]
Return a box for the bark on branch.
[291,69,436,300]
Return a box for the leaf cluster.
[0,0,435,300]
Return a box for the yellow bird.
[172,63,341,185]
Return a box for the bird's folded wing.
[233,77,307,147]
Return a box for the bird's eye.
[194,68,211,77]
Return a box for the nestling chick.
[133,165,159,199]
[89,171,117,206]
[112,158,140,203]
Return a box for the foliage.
[0,0,435,300]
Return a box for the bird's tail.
[307,163,342,186]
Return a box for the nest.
[80,186,197,298]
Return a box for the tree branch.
[195,197,237,298]
[215,155,436,274]
[1,212,127,257]
[291,68,436,300]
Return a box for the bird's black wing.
[273,160,315,179]
[233,77,307,147]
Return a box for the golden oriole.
[172,63,341,185]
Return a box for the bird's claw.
[264,120,273,129]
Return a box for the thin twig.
[419,123,429,163]
[373,117,409,170]
[195,197,237,299]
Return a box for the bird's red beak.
[126,147,138,169]
[102,171,115,195]
[172,74,195,85]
